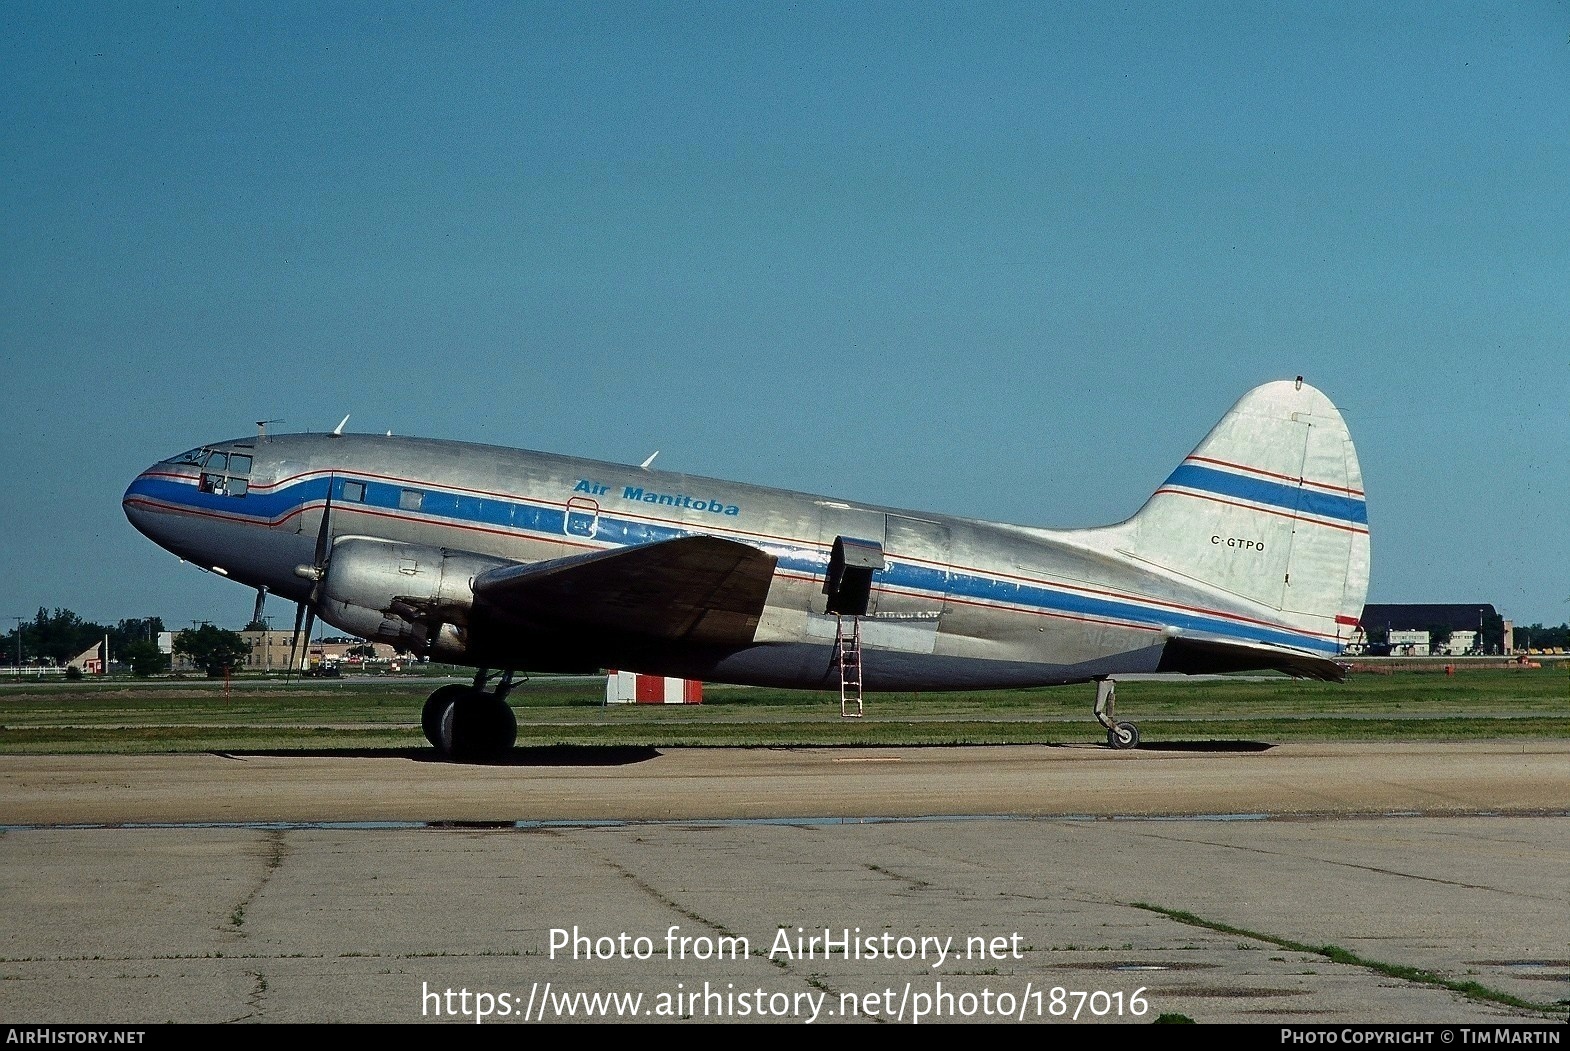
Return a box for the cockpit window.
[197,448,253,498]
[167,448,207,466]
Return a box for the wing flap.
[472,535,779,646]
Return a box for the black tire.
[1107,721,1140,750]
[487,697,518,754]
[439,694,517,761]
[422,684,470,749]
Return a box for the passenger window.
[400,489,423,511]
[343,481,366,502]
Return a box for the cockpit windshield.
[170,446,255,497]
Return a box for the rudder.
[1113,378,1369,648]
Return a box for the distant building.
[240,630,298,674]
[1357,604,1500,656]
[1386,629,1431,657]
[68,640,107,675]
[237,630,402,673]
[158,629,402,674]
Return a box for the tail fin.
[1111,378,1369,656]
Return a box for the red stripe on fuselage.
[136,482,1342,647]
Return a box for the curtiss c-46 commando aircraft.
[124,378,1369,759]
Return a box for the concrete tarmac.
[2,741,1568,1025]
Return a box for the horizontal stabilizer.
[1156,635,1348,682]
[473,535,778,646]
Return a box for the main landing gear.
[422,669,519,761]
[1093,677,1140,750]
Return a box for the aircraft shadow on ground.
[214,745,664,767]
[1133,740,1274,753]
[211,740,1271,766]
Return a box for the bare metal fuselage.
[123,424,1351,691]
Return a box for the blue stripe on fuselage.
[125,471,1341,655]
[1162,464,1367,526]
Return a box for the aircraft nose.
[122,467,160,538]
[122,459,190,545]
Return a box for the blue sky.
[3,1,1568,632]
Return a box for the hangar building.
[1356,603,1506,657]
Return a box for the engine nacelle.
[316,538,515,661]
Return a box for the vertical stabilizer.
[1113,379,1369,650]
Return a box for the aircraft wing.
[471,535,779,646]
[1156,635,1349,682]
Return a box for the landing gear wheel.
[422,684,470,749]
[437,693,517,761]
[488,698,518,754]
[1093,679,1140,750]
[1107,721,1140,750]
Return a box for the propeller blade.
[251,586,267,628]
[300,607,317,673]
[285,602,306,682]
[313,477,334,569]
[281,479,337,682]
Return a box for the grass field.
[2,663,1566,753]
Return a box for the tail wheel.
[1107,721,1140,750]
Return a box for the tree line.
[3,608,252,676]
[1510,623,1570,650]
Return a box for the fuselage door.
[884,515,952,616]
[824,535,886,616]
[816,502,887,616]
